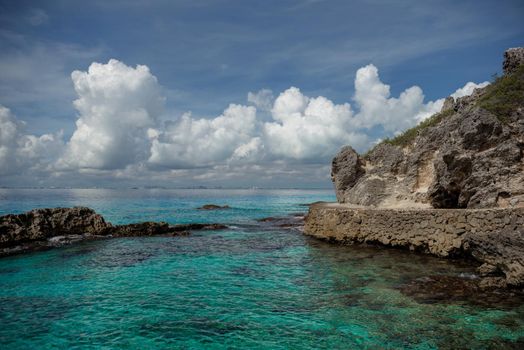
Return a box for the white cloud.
[352,64,443,132]
[0,59,490,186]
[263,87,368,159]
[451,81,490,99]
[0,105,63,176]
[247,89,274,112]
[148,104,257,168]
[58,59,165,170]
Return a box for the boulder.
[331,146,365,203]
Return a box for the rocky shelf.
[305,48,524,290]
[0,207,227,257]
[304,203,524,288]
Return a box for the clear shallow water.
[0,189,523,349]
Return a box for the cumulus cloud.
[148,104,257,168]
[58,59,165,170]
[0,58,491,186]
[352,64,441,132]
[451,81,490,99]
[263,87,368,159]
[0,105,63,176]
[247,89,274,112]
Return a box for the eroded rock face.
[503,47,524,75]
[0,207,109,247]
[332,48,524,209]
[331,146,365,203]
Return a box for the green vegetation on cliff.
[365,64,524,155]
[478,65,524,122]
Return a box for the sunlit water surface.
[0,189,522,349]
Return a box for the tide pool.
[0,189,522,349]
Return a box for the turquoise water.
[0,189,522,349]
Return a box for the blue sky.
[0,0,523,188]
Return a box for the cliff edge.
[332,48,524,209]
[306,48,524,288]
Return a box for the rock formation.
[331,47,524,209]
[304,203,524,288]
[307,48,524,289]
[0,207,226,256]
[197,204,231,210]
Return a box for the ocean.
[0,188,522,349]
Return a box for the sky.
[0,0,523,188]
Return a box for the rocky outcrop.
[310,48,524,289]
[304,203,524,288]
[0,207,109,247]
[331,146,365,203]
[0,207,227,256]
[503,47,524,75]
[331,47,524,209]
[197,204,231,210]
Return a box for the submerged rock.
[398,274,524,307]
[197,204,231,210]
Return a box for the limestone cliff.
[332,47,524,209]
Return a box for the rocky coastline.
[0,207,226,257]
[304,48,524,290]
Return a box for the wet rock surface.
[0,207,227,257]
[304,203,524,288]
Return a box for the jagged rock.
[312,48,524,288]
[503,47,524,75]
[463,227,524,286]
[0,207,108,247]
[109,222,174,237]
[332,47,524,209]
[441,96,455,112]
[0,207,227,256]
[331,146,365,203]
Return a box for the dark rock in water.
[0,207,108,248]
[0,207,227,257]
[256,215,304,230]
[398,274,524,307]
[109,222,175,237]
[299,201,326,207]
[331,47,524,209]
[171,223,228,232]
[256,217,278,222]
[196,204,230,210]
[463,226,524,287]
